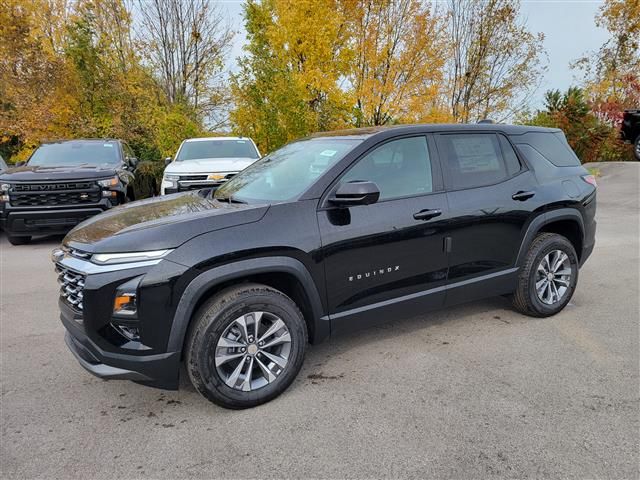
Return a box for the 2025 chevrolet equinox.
[53,124,596,409]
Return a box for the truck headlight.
[97,176,119,188]
[0,183,9,202]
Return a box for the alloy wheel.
[535,249,572,305]
[214,312,292,391]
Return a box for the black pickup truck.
[0,139,137,245]
[621,109,640,160]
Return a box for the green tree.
[230,0,352,152]
[523,87,625,162]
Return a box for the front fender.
[166,256,328,354]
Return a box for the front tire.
[634,136,640,161]
[512,233,579,317]
[186,283,307,409]
[7,235,31,245]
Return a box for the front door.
[318,135,450,335]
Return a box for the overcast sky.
[218,0,610,110]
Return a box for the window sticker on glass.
[451,136,500,173]
[103,144,114,147]
[236,140,247,143]
[320,150,337,157]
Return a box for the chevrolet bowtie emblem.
[208,174,225,181]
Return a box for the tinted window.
[439,134,507,189]
[499,135,522,176]
[177,139,259,161]
[516,132,580,166]
[28,141,120,166]
[215,139,360,203]
[341,136,433,200]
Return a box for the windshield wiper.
[216,195,247,204]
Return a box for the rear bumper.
[580,236,595,267]
[61,303,180,390]
[0,207,106,236]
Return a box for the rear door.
[318,135,450,335]
[435,132,542,303]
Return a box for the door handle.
[512,191,535,201]
[413,209,442,221]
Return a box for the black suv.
[53,124,596,409]
[0,139,137,245]
[621,109,640,160]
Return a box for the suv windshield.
[214,138,361,203]
[176,139,259,161]
[28,141,120,167]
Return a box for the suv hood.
[165,157,257,174]
[0,165,118,182]
[64,191,269,253]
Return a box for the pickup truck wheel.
[7,235,31,245]
[634,136,640,161]
[186,283,307,409]
[512,233,579,317]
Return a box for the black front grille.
[56,264,86,311]
[13,182,94,192]
[10,182,100,207]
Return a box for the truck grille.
[176,173,236,191]
[178,175,208,182]
[10,182,100,207]
[56,264,86,311]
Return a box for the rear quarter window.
[515,132,581,167]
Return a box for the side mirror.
[129,157,138,168]
[16,161,26,167]
[329,181,380,207]
[164,157,172,166]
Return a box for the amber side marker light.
[113,293,136,316]
[581,174,597,187]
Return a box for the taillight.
[581,174,597,187]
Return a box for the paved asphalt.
[1,162,638,479]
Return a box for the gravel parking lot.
[1,162,638,479]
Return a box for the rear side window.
[438,133,510,190]
[499,135,522,176]
[516,132,580,167]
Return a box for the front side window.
[214,138,361,203]
[176,139,259,161]
[28,141,120,167]
[439,134,509,190]
[340,136,433,200]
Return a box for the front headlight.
[91,249,173,265]
[164,174,180,181]
[97,176,119,188]
[0,183,10,202]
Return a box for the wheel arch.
[516,209,585,267]
[167,256,328,355]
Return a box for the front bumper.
[1,207,106,236]
[55,249,189,390]
[61,302,180,389]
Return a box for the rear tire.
[7,235,31,245]
[512,233,579,317]
[634,136,640,161]
[186,283,307,409]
